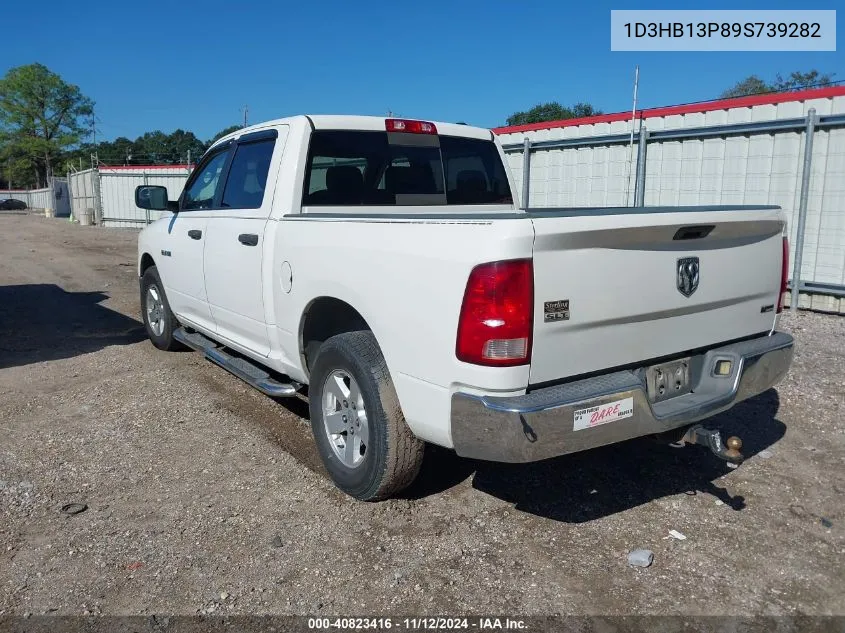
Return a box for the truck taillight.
[385,118,438,134]
[777,237,789,313]
[456,259,533,367]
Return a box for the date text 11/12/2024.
[307,617,528,630]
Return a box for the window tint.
[182,151,229,210]
[303,131,512,206]
[221,139,275,209]
[309,158,366,195]
[440,136,512,205]
[378,146,445,205]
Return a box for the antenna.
[242,105,249,127]
[624,65,640,206]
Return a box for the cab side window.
[221,139,275,209]
[182,150,230,210]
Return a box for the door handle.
[238,233,259,246]
[188,229,202,240]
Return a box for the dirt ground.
[0,212,843,617]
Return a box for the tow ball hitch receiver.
[682,425,744,464]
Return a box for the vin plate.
[573,396,634,431]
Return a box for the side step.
[173,327,301,397]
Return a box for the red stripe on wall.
[98,164,194,171]
[493,85,845,135]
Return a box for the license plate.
[646,358,691,403]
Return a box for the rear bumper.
[450,331,794,463]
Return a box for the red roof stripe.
[98,164,194,170]
[493,85,845,135]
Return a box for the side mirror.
[135,185,170,211]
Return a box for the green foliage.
[0,64,253,187]
[721,69,835,98]
[209,124,243,145]
[93,129,207,165]
[720,75,770,98]
[505,102,602,127]
[0,63,94,187]
[772,70,835,92]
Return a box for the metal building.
[494,86,845,312]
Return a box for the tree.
[0,63,94,187]
[209,124,242,145]
[720,75,770,98]
[100,136,135,164]
[772,70,835,92]
[505,101,602,127]
[1,152,36,189]
[167,129,206,163]
[89,130,206,166]
[721,69,835,98]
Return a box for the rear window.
[303,131,513,206]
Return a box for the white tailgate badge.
[573,396,634,431]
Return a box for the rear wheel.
[140,266,182,351]
[309,331,424,500]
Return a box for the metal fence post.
[521,138,531,209]
[633,125,649,207]
[143,171,150,225]
[93,168,103,226]
[791,108,817,312]
[66,171,72,219]
[49,175,56,216]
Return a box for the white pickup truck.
[135,115,794,500]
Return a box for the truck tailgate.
[529,206,785,385]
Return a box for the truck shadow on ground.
[0,284,146,370]
[407,389,785,522]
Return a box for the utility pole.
[90,108,97,146]
[242,105,249,127]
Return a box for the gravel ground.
[0,213,843,617]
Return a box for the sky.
[2,0,842,143]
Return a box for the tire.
[309,331,424,501]
[140,266,182,351]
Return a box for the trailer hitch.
[681,425,744,464]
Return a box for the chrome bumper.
[450,332,794,463]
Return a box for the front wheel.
[140,266,182,351]
[309,331,424,501]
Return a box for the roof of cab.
[211,115,493,149]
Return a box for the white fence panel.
[495,87,845,298]
[69,169,98,221]
[0,189,32,207]
[26,188,52,210]
[0,185,64,213]
[98,166,190,228]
